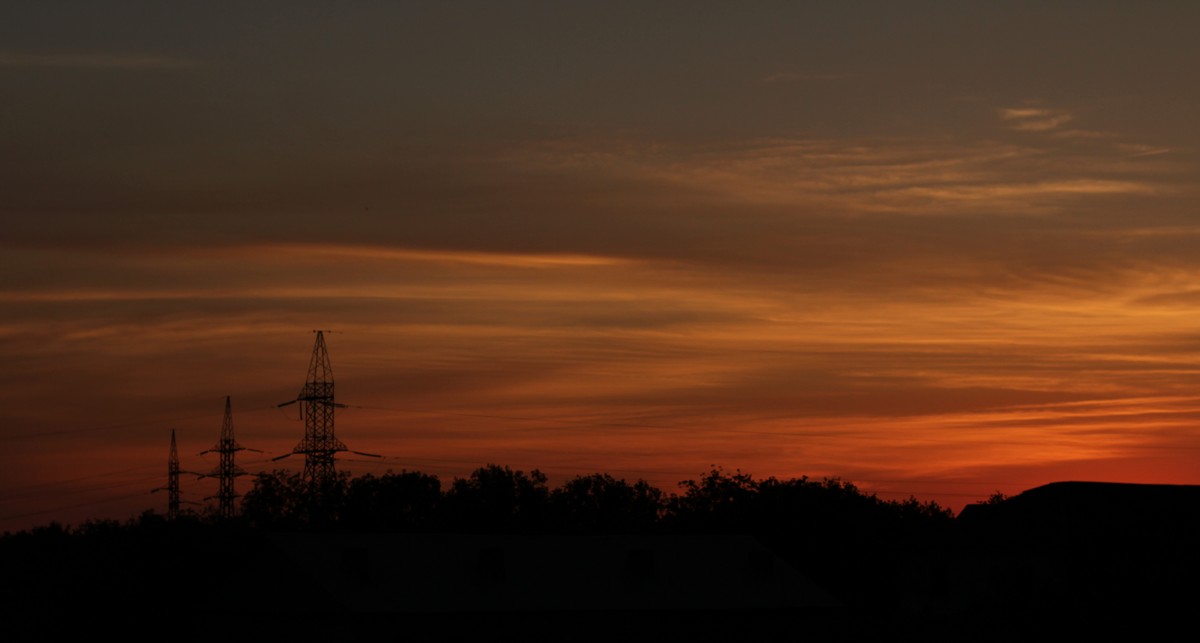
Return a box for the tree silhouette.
[241,469,348,528]
[442,464,549,532]
[549,473,663,532]
[342,470,441,531]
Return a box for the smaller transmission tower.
[200,396,258,519]
[152,429,183,520]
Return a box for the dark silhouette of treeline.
[4,468,1199,640]
[235,465,957,612]
[236,465,951,535]
[0,466,949,638]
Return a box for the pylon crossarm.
[289,448,348,456]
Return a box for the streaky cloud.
[762,71,849,83]
[998,106,1073,131]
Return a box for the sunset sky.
[4,2,1200,531]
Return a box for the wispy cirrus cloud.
[762,71,849,83]
[1117,143,1173,159]
[999,106,1074,131]
[509,135,1169,215]
[1050,128,1113,140]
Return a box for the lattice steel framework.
[201,396,248,519]
[152,429,183,520]
[284,331,347,486]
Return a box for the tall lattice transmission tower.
[276,331,378,486]
[200,396,257,519]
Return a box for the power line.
[0,413,214,442]
[0,490,163,526]
[0,463,161,502]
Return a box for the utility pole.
[200,396,257,519]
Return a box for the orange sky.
[3,3,1200,531]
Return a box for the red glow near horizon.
[4,4,1200,532]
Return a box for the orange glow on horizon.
[5,6,1200,532]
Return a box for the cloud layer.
[2,2,1199,530]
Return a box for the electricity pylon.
[200,396,259,519]
[276,331,379,487]
[151,429,198,519]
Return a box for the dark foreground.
[3,475,1199,641]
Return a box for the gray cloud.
[0,51,200,69]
